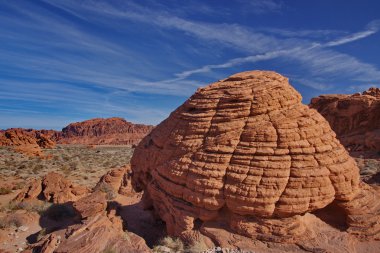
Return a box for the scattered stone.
[16,226,29,232]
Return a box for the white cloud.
[1,0,380,127]
[237,0,283,14]
[324,20,380,47]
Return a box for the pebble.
[17,225,29,232]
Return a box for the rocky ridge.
[0,128,55,157]
[310,87,380,152]
[52,117,154,145]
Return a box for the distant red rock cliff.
[52,117,154,145]
[310,87,380,152]
[1,118,154,149]
[0,128,55,156]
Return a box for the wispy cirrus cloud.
[1,0,379,128]
[237,0,283,14]
[324,20,380,47]
[62,1,380,91]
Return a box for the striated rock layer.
[95,165,134,196]
[53,117,154,145]
[310,87,380,152]
[131,70,380,242]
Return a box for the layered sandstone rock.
[54,117,154,145]
[131,71,380,242]
[0,128,55,156]
[14,172,89,204]
[95,165,134,195]
[310,87,380,152]
[72,191,107,219]
[26,191,150,253]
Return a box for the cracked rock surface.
[131,70,380,242]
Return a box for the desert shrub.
[0,187,12,195]
[153,236,185,253]
[102,247,117,253]
[17,164,27,170]
[13,182,24,190]
[186,239,209,253]
[60,164,71,174]
[123,232,131,243]
[0,219,7,229]
[32,164,44,174]
[8,201,52,214]
[36,228,47,241]
[96,182,117,200]
[42,204,76,221]
[0,214,24,228]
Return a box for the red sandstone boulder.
[131,71,380,243]
[310,87,380,152]
[95,165,134,196]
[73,191,107,219]
[14,172,89,204]
[0,128,55,157]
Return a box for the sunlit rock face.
[310,87,380,153]
[131,71,379,242]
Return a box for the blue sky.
[1,0,380,129]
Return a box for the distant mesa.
[310,87,380,153]
[131,70,380,245]
[53,117,154,145]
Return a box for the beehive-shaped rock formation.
[131,71,380,242]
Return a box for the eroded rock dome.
[131,71,379,241]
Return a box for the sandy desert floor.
[0,145,134,188]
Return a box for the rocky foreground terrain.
[0,71,379,253]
